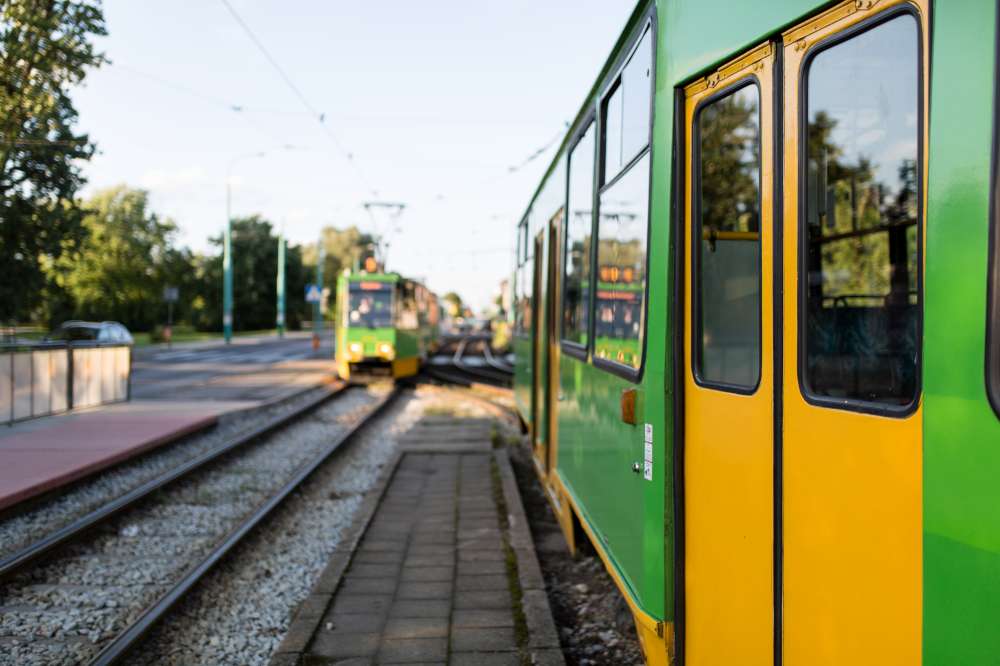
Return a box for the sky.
[71,0,638,311]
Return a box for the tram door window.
[694,83,762,389]
[562,121,596,348]
[398,281,418,330]
[594,25,652,372]
[802,14,920,409]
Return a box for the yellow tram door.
[682,43,776,666]
[779,2,926,663]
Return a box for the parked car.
[45,321,133,344]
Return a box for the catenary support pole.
[276,234,286,338]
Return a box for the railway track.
[426,334,512,388]
[0,384,400,665]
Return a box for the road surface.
[129,331,335,402]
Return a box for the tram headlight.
[377,342,395,360]
[348,342,363,360]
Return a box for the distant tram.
[512,0,1000,664]
[334,270,439,380]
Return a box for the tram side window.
[695,83,761,389]
[563,121,596,347]
[802,14,920,407]
[594,25,652,373]
[603,27,652,183]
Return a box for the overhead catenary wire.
[218,0,379,197]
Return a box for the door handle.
[631,461,641,474]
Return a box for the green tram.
[511,0,1000,663]
[334,271,439,380]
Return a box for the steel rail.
[451,336,511,386]
[0,383,347,581]
[88,386,401,666]
[481,340,514,374]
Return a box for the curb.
[494,448,566,665]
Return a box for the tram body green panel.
[513,335,532,418]
[923,2,1000,661]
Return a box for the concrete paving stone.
[353,551,407,565]
[310,632,380,658]
[455,575,509,592]
[451,609,515,629]
[395,581,453,600]
[449,652,520,666]
[331,595,393,616]
[452,589,512,610]
[269,654,300,666]
[360,541,408,554]
[457,537,503,551]
[409,533,455,546]
[449,626,516,652]
[382,617,449,639]
[407,544,453,556]
[404,555,450,568]
[320,613,386,634]
[341,577,398,595]
[457,560,507,576]
[400,566,453,583]
[350,563,401,578]
[388,599,451,619]
[458,549,506,563]
[376,637,447,663]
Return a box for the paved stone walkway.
[273,415,563,665]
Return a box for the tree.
[442,292,463,318]
[48,185,194,331]
[0,0,107,323]
[195,216,307,332]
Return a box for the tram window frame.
[591,16,656,382]
[797,7,924,417]
[561,116,597,360]
[691,77,763,394]
[989,6,1000,420]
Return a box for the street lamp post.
[224,151,266,344]
[223,145,298,344]
[276,234,286,338]
[312,239,325,350]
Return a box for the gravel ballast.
[0,385,387,666]
[0,385,336,563]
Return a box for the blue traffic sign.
[305,284,322,303]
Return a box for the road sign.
[163,286,179,302]
[305,284,322,303]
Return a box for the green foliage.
[442,291,463,318]
[49,185,193,331]
[302,225,376,285]
[196,216,308,332]
[0,0,107,323]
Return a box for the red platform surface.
[0,400,251,511]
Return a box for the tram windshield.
[348,282,394,328]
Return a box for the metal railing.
[1,342,132,426]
